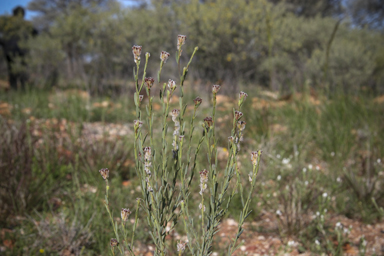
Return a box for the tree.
[347,0,384,29]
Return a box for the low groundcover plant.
[98,35,262,256]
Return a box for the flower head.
[199,203,206,212]
[177,35,187,50]
[237,120,246,131]
[239,91,248,101]
[193,96,202,107]
[139,95,144,103]
[134,120,143,133]
[168,79,177,92]
[212,84,221,94]
[144,77,155,89]
[132,45,142,63]
[160,51,170,63]
[177,240,187,252]
[99,168,109,180]
[204,116,213,128]
[121,208,131,222]
[110,238,119,247]
[234,111,243,120]
[251,151,262,166]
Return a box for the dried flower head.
[251,151,262,166]
[143,147,151,159]
[171,109,180,118]
[193,96,202,107]
[121,208,132,222]
[234,111,243,120]
[168,79,177,91]
[132,45,142,63]
[199,169,209,183]
[204,116,213,128]
[177,35,187,50]
[99,168,109,180]
[212,84,221,94]
[239,91,248,101]
[237,120,246,131]
[160,51,170,63]
[110,238,119,247]
[177,240,187,252]
[144,77,155,89]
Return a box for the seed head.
[234,111,243,120]
[99,168,109,180]
[144,77,155,89]
[160,51,170,63]
[121,208,131,222]
[168,79,177,91]
[110,238,119,247]
[203,116,213,128]
[237,120,246,131]
[212,84,221,94]
[132,45,142,63]
[177,35,187,50]
[193,96,202,107]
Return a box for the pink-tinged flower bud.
[160,51,170,63]
[239,91,248,101]
[99,168,109,180]
[237,120,246,131]
[193,96,202,107]
[132,45,142,63]
[143,147,152,161]
[168,79,177,91]
[228,136,235,143]
[177,35,187,50]
[212,84,221,94]
[134,120,143,133]
[234,111,243,120]
[179,135,185,142]
[139,95,144,102]
[145,77,155,89]
[110,238,119,247]
[121,208,132,222]
[203,116,213,128]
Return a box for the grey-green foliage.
[23,0,384,92]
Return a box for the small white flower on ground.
[331,152,335,157]
[302,167,307,173]
[308,164,313,170]
[335,222,342,229]
[287,240,295,247]
[277,175,281,181]
[277,154,281,159]
[276,210,282,216]
[316,211,320,216]
[378,159,382,164]
[282,158,290,165]
[322,192,328,198]
[337,177,342,183]
[316,165,320,170]
[315,240,320,245]
[240,246,246,251]
[305,181,308,186]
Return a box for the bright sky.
[0,0,134,20]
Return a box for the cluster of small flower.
[199,169,209,195]
[171,109,180,151]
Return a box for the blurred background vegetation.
[1,0,384,255]
[1,0,383,94]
